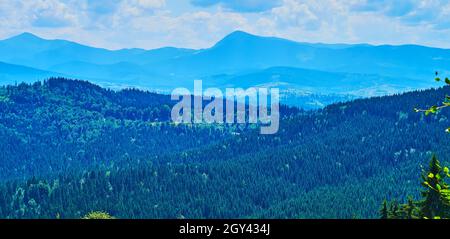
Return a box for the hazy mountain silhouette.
[0,61,65,84]
[0,31,448,107]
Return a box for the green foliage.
[402,197,418,219]
[82,211,115,219]
[388,200,400,219]
[418,155,450,219]
[380,200,388,219]
[383,155,450,219]
[416,72,450,130]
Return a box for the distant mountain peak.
[213,31,262,48]
[228,30,254,37]
[1,32,49,45]
[213,30,298,49]
[10,32,43,41]
[222,30,257,41]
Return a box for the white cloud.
[1,0,450,49]
[190,0,282,13]
[30,0,79,27]
[351,0,450,29]
[271,0,321,31]
[107,9,250,48]
[118,0,166,16]
[135,0,166,8]
[0,0,79,29]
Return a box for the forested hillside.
[0,78,448,219]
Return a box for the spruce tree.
[419,155,450,219]
[380,200,389,219]
[399,196,417,219]
[388,200,400,219]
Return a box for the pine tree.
[380,199,389,219]
[381,156,450,219]
[419,155,450,219]
[398,196,417,219]
[388,200,400,219]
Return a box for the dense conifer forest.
[0,78,449,219]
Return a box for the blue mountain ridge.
[0,31,449,108]
[0,61,66,85]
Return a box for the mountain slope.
[0,61,65,84]
[150,31,450,79]
[0,79,449,218]
[1,31,450,109]
[3,31,450,80]
[206,66,430,94]
[147,31,314,75]
[0,32,195,69]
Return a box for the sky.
[1,0,450,50]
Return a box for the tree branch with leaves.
[414,72,450,132]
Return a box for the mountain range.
[0,31,449,108]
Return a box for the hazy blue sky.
[1,0,450,49]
